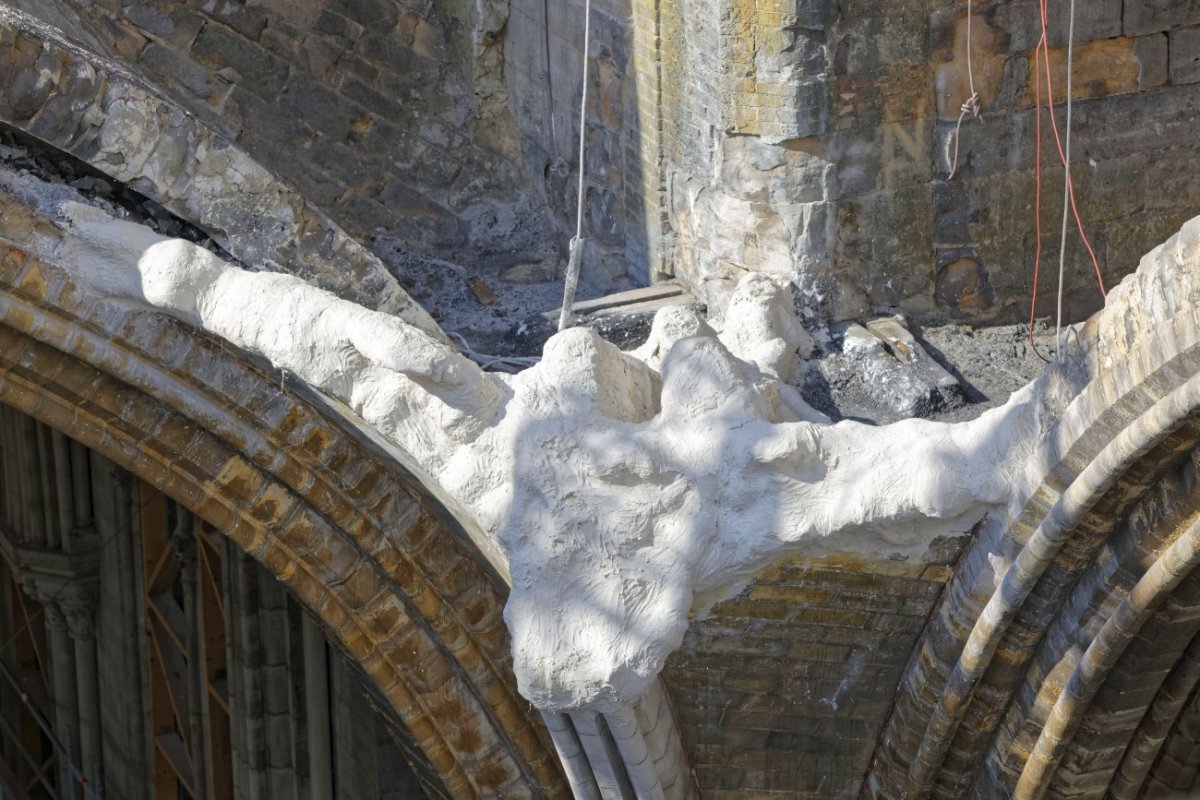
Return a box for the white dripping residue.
[5,169,1078,713]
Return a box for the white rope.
[542,0,557,148]
[947,0,981,179]
[1055,0,1075,362]
[448,332,540,372]
[557,0,592,332]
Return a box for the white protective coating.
[5,172,1080,712]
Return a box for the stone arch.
[0,240,569,798]
[865,264,1200,797]
[0,13,700,797]
[0,6,433,328]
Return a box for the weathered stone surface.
[1170,26,1200,84]
[1124,0,1200,36]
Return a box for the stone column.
[42,600,80,791]
[302,613,333,800]
[13,559,101,794]
[169,510,207,800]
[60,588,102,791]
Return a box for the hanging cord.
[447,332,540,372]
[542,0,557,149]
[947,0,981,179]
[1054,0,1076,361]
[557,0,592,332]
[1025,0,1105,363]
[1027,28,1050,362]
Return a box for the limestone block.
[1019,38,1145,106]
[987,0,1122,51]
[1135,34,1170,89]
[1170,27,1200,84]
[1125,0,1200,36]
[933,14,1006,120]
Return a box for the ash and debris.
[801,318,1061,424]
[0,126,1061,418]
[915,320,1062,421]
[371,233,645,362]
[0,123,242,266]
[370,238,568,359]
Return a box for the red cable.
[1029,33,1050,362]
[1027,0,1106,362]
[1037,0,1106,295]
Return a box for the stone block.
[225,86,311,152]
[20,57,102,145]
[1144,155,1200,210]
[1134,33,1170,89]
[190,23,288,96]
[0,33,56,121]
[987,0,1122,51]
[200,1,268,40]
[1125,0,1200,36]
[1170,26,1200,84]
[313,9,363,40]
[293,33,345,82]
[123,0,204,47]
[1072,82,1200,161]
[278,73,358,141]
[336,0,400,27]
[139,43,218,102]
[258,17,302,58]
[1015,37,1145,109]
[341,77,403,119]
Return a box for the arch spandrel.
[865,221,1200,798]
[0,235,570,798]
[11,4,1200,799]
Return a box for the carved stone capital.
[20,573,99,640]
[56,583,99,640]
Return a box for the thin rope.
[557,0,592,332]
[1027,0,1105,362]
[542,0,557,149]
[1028,34,1050,362]
[1055,0,1075,361]
[947,0,981,179]
[448,332,540,372]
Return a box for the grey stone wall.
[651,0,1200,327]
[12,0,1199,330]
[9,0,579,311]
[824,0,1200,326]
[504,0,644,287]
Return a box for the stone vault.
[1,2,1200,800]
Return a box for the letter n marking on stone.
[881,117,926,193]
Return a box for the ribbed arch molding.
[0,239,571,798]
[866,219,1200,799]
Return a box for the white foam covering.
[4,171,1101,713]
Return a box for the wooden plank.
[543,283,687,320]
[155,733,195,798]
[0,748,33,800]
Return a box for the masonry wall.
[504,0,647,286]
[12,0,1199,330]
[664,545,964,799]
[645,0,1200,325]
[7,0,583,309]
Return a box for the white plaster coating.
[1,167,1185,714]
